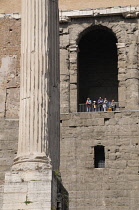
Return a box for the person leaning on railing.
[97,97,103,111]
[86,97,92,112]
[110,99,116,111]
[103,98,109,112]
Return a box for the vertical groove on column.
[26,0,31,153]
[23,0,28,153]
[41,0,44,154]
[38,0,42,153]
[29,0,32,151]
[33,0,36,153]
[30,0,34,153]
[34,0,39,152]
[45,0,49,156]
[42,0,46,154]
[18,0,25,154]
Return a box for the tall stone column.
[2,0,60,209]
[15,0,50,165]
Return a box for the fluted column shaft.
[16,0,49,162]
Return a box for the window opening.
[94,145,105,168]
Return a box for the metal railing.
[78,102,119,112]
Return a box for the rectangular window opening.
[94,145,105,168]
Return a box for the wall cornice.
[0,5,139,22]
[0,13,21,19]
[59,5,139,22]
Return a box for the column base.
[2,160,69,210]
[2,154,53,210]
[13,152,52,169]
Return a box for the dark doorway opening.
[78,26,118,105]
[94,145,105,168]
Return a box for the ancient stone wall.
[0,19,20,206]
[60,6,139,113]
[0,3,138,210]
[0,15,21,118]
[0,119,18,210]
[60,111,139,210]
[60,8,139,209]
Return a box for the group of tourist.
[86,97,116,112]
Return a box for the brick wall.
[0,17,21,118]
[0,17,20,208]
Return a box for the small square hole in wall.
[104,118,110,122]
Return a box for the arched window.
[94,145,105,168]
[78,26,118,106]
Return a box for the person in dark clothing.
[97,97,103,111]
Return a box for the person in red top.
[86,97,92,112]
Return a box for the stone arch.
[68,21,131,112]
[76,24,117,45]
[77,24,118,105]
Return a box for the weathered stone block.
[60,34,70,48]
[60,49,69,75]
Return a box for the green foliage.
[63,193,69,207]
[54,169,61,177]
[24,196,33,205]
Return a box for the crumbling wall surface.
[60,111,139,210]
[0,119,18,210]
[0,16,21,118]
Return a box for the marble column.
[2,0,60,209]
[14,0,50,165]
